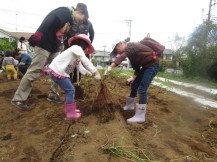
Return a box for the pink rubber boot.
[65,103,81,119]
[64,101,80,114]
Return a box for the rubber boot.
[64,101,80,114]
[127,104,146,123]
[123,97,135,110]
[65,103,81,119]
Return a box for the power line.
[0,25,17,31]
[0,8,44,17]
[0,20,37,30]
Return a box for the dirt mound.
[0,74,217,161]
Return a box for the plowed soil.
[0,74,217,162]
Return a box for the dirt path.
[0,75,217,162]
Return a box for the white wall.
[0,32,10,39]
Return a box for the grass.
[98,67,134,78]
[157,72,217,89]
[99,137,157,162]
[104,143,159,162]
[154,77,174,88]
[98,67,217,89]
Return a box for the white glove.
[104,66,112,75]
[126,76,135,84]
[2,66,5,70]
[85,71,92,77]
[94,72,101,80]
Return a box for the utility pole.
[103,45,106,66]
[207,0,217,22]
[205,0,217,46]
[124,20,132,42]
[16,13,18,31]
[124,20,132,70]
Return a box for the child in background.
[2,51,18,80]
[0,51,5,69]
[48,34,101,120]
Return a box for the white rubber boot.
[127,104,146,123]
[123,97,135,110]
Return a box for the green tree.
[0,38,17,52]
[177,20,217,79]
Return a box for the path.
[153,77,217,109]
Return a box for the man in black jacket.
[11,3,89,110]
[63,3,95,83]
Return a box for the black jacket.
[37,7,73,53]
[64,20,94,49]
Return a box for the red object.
[140,37,165,58]
[28,32,43,47]
[68,34,94,54]
[35,32,42,37]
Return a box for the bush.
[159,59,169,72]
[0,38,16,52]
[207,61,217,81]
[91,58,97,66]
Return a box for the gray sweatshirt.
[2,57,17,66]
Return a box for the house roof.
[0,28,33,39]
[163,49,174,55]
[0,28,12,37]
[9,32,33,39]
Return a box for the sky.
[0,0,216,51]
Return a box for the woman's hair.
[13,51,20,57]
[71,39,88,51]
[20,37,25,41]
[5,51,13,57]
[75,3,89,19]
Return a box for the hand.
[28,32,42,47]
[94,71,101,80]
[41,65,49,76]
[56,30,64,41]
[126,76,135,84]
[104,66,112,75]
[85,71,92,77]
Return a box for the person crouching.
[2,51,18,80]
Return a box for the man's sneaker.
[47,96,64,103]
[11,101,32,111]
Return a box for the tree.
[0,38,16,52]
[177,20,217,79]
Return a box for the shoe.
[123,97,135,110]
[64,102,80,113]
[65,103,81,119]
[47,96,64,103]
[127,104,146,123]
[11,101,32,111]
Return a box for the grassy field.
[157,72,217,89]
[99,67,217,89]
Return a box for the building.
[93,48,175,68]
[162,49,175,61]
[92,50,112,67]
[0,28,33,42]
[92,50,130,69]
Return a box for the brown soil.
[0,74,217,162]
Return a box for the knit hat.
[68,34,94,54]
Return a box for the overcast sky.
[0,0,215,51]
